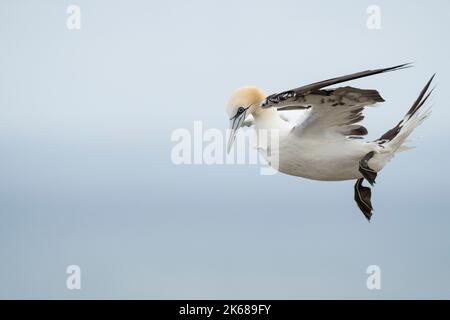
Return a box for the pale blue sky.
[0,0,449,299]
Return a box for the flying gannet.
[226,64,434,221]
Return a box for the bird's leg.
[354,178,373,221]
[359,151,377,186]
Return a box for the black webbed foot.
[354,178,373,221]
[359,151,377,186]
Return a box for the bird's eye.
[237,107,245,114]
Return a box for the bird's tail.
[375,75,435,155]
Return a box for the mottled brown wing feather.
[261,63,410,109]
[260,64,411,138]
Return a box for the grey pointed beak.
[227,110,247,154]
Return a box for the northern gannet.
[226,64,434,221]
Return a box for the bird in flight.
[226,64,434,221]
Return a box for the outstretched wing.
[261,64,410,138]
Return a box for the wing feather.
[261,64,410,138]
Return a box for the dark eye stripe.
[229,105,250,120]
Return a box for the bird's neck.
[252,105,283,129]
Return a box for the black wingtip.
[405,74,436,118]
[383,62,414,73]
[425,73,436,85]
[421,74,436,95]
[429,73,437,83]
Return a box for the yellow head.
[226,86,266,153]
